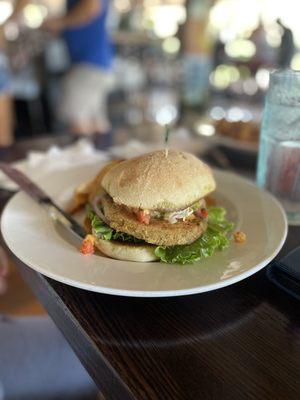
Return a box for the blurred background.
[0,0,299,163]
[0,3,299,397]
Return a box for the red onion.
[92,193,110,225]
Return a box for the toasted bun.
[102,150,216,211]
[95,238,158,262]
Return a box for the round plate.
[1,165,287,297]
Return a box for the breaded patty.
[101,195,207,246]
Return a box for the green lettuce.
[154,207,234,264]
[87,205,234,265]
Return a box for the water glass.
[257,70,300,224]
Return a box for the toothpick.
[164,124,170,157]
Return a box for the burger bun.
[95,238,159,262]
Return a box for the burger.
[78,150,233,264]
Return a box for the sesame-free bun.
[95,238,158,262]
[102,150,216,211]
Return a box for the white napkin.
[0,139,109,190]
[26,139,108,171]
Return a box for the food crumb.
[80,235,95,255]
[234,231,246,244]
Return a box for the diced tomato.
[80,235,95,255]
[136,210,150,225]
[194,208,208,219]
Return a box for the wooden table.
[1,136,300,400]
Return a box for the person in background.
[44,0,114,135]
[276,19,295,69]
[2,0,113,136]
[0,27,13,147]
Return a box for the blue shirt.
[63,0,113,69]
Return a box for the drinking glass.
[257,70,300,224]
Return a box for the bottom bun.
[95,238,159,262]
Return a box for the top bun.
[102,150,216,211]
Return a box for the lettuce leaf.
[154,207,234,264]
[207,206,234,232]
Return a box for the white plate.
[1,165,287,297]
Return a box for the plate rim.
[1,169,288,297]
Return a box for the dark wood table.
[1,136,300,400]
